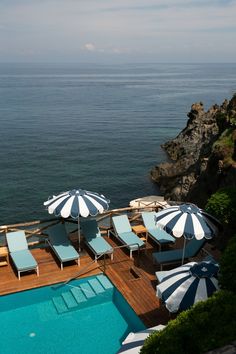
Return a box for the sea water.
[0,63,235,224]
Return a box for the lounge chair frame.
[46,223,80,270]
[6,230,39,280]
[141,211,175,250]
[81,219,113,262]
[110,215,145,258]
[152,238,207,270]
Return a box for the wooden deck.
[0,234,170,327]
[105,238,170,327]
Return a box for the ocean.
[0,63,235,225]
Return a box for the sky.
[0,0,236,63]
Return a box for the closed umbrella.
[155,203,220,264]
[44,189,110,251]
[156,260,219,313]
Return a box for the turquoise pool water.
[0,274,145,354]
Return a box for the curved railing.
[0,203,166,247]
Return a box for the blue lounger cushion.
[9,249,38,271]
[88,237,110,254]
[153,249,184,265]
[117,231,144,249]
[153,238,206,269]
[49,242,79,262]
[81,220,113,260]
[6,230,39,279]
[6,230,30,252]
[146,228,175,244]
[112,215,145,257]
[142,212,175,247]
[47,224,80,268]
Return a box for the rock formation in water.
[151,94,236,207]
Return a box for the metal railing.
[56,242,142,288]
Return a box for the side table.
[132,225,148,241]
[0,246,9,267]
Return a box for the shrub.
[141,291,236,354]
[205,187,236,227]
[219,235,236,293]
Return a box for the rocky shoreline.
[151,95,236,207]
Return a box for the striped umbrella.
[44,189,110,250]
[156,260,219,313]
[155,203,220,264]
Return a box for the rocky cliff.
[151,95,236,207]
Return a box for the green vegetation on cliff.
[213,126,236,166]
[213,94,236,148]
[206,187,236,227]
[219,236,236,293]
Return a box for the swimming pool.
[0,274,145,354]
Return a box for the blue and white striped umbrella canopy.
[44,189,110,219]
[156,260,219,313]
[44,189,110,250]
[155,203,219,240]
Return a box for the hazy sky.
[0,0,235,63]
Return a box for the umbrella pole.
[182,238,186,265]
[78,218,81,252]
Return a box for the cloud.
[112,48,122,54]
[83,43,96,52]
[82,43,128,55]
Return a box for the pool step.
[52,296,68,314]
[52,275,114,314]
[61,291,78,309]
[70,287,87,304]
[80,283,96,299]
[97,274,113,290]
[88,278,106,294]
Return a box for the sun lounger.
[81,220,113,262]
[141,211,175,250]
[111,215,145,258]
[153,238,206,270]
[46,223,80,270]
[6,230,39,280]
